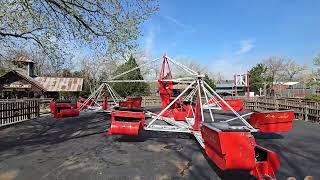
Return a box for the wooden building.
[0,55,83,99]
[0,70,45,98]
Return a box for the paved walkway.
[0,112,319,180]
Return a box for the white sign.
[235,74,248,87]
[3,81,31,89]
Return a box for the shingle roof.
[34,77,83,92]
[13,55,35,63]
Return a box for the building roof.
[273,82,299,86]
[34,77,83,92]
[0,70,45,91]
[13,55,35,63]
[283,82,299,86]
[216,83,234,88]
[216,80,234,84]
[216,80,234,88]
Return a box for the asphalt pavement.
[0,111,319,180]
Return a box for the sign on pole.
[235,74,248,87]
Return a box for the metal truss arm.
[146,80,196,128]
[203,81,255,130]
[166,56,198,76]
[105,57,161,81]
[201,81,215,122]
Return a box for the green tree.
[0,0,158,59]
[313,54,320,65]
[249,63,272,93]
[112,55,150,97]
[204,74,215,89]
[0,67,7,76]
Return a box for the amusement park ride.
[49,55,294,180]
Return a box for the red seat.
[119,97,143,109]
[248,110,294,132]
[108,110,145,136]
[201,123,256,170]
[201,122,280,180]
[50,101,80,119]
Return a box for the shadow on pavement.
[253,132,284,139]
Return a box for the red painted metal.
[158,81,174,109]
[248,111,294,132]
[193,87,202,131]
[201,123,280,179]
[201,124,256,170]
[173,108,187,121]
[157,55,195,122]
[167,99,194,121]
[50,101,80,118]
[108,110,145,136]
[78,97,95,110]
[159,104,194,121]
[234,75,237,97]
[185,104,194,118]
[250,146,280,180]
[119,97,143,109]
[108,121,141,136]
[158,56,174,109]
[207,99,246,112]
[246,73,250,98]
[222,99,245,112]
[103,96,108,110]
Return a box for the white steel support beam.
[223,112,253,123]
[79,84,104,110]
[201,82,215,122]
[203,81,256,130]
[146,80,196,128]
[107,58,160,81]
[166,56,198,76]
[145,125,191,133]
[197,80,205,123]
[106,84,120,106]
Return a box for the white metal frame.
[82,55,257,146]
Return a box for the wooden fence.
[237,97,320,122]
[0,99,40,127]
[1,96,319,127]
[141,96,320,122]
[142,96,162,107]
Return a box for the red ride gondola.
[108,97,145,136]
[248,110,294,132]
[49,100,80,118]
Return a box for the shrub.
[305,94,320,101]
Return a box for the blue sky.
[139,0,320,78]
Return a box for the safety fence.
[0,99,40,127]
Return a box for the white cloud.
[210,48,255,80]
[212,59,252,79]
[236,39,255,55]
